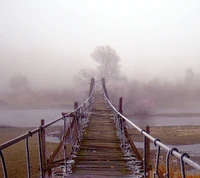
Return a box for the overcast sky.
[0,0,200,91]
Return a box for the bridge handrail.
[101,85,200,171]
[0,83,95,151]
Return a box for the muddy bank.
[129,125,200,145]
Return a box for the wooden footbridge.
[0,78,200,178]
[69,91,142,177]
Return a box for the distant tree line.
[77,45,200,115]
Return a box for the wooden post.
[89,78,95,97]
[40,119,46,177]
[119,97,123,114]
[101,78,109,99]
[145,125,150,176]
[74,102,78,110]
[47,159,52,176]
[119,97,143,162]
[74,102,79,142]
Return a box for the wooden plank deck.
[69,92,142,177]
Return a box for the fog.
[0,0,200,92]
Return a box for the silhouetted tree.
[74,68,96,102]
[91,45,121,81]
[9,73,30,93]
[185,68,194,83]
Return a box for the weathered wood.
[73,102,78,143]
[89,78,95,97]
[48,118,75,164]
[118,97,142,163]
[146,125,151,176]
[124,127,143,162]
[101,78,109,99]
[70,91,142,177]
[41,119,46,166]
[119,97,123,114]
[40,119,46,177]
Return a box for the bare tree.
[185,68,194,83]
[91,45,121,81]
[73,68,96,102]
[9,73,31,93]
[75,68,96,86]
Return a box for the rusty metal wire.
[101,82,200,177]
[0,79,95,178]
[0,150,7,178]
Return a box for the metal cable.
[25,137,31,178]
[0,150,7,178]
[101,83,200,172]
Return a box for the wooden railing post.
[89,78,95,97]
[74,102,78,110]
[119,97,123,114]
[74,102,79,142]
[40,119,46,177]
[118,97,143,162]
[145,125,151,176]
[101,78,109,99]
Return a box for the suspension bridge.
[0,78,200,178]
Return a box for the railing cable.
[0,150,7,178]
[25,136,31,178]
[101,81,200,175]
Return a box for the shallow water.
[1,108,200,127]
[0,108,72,127]
[134,142,200,157]
[129,115,200,127]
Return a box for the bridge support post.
[74,102,79,145]
[118,97,143,163]
[39,119,46,178]
[89,78,95,97]
[102,78,109,99]
[119,97,123,114]
[145,125,151,177]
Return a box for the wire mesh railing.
[101,78,200,178]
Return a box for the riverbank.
[1,125,200,145]
[1,125,200,177]
[129,125,200,145]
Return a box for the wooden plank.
[69,91,143,177]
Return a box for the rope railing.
[0,79,95,178]
[101,79,200,178]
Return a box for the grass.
[128,125,200,145]
[1,126,200,177]
[0,128,40,178]
[149,163,200,178]
[0,127,68,178]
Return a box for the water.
[1,108,199,161]
[1,108,200,127]
[134,142,200,157]
[129,115,200,127]
[0,108,72,127]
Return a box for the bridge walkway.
[69,91,142,177]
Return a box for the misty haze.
[1,1,200,127]
[1,1,200,178]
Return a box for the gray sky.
[0,0,200,90]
